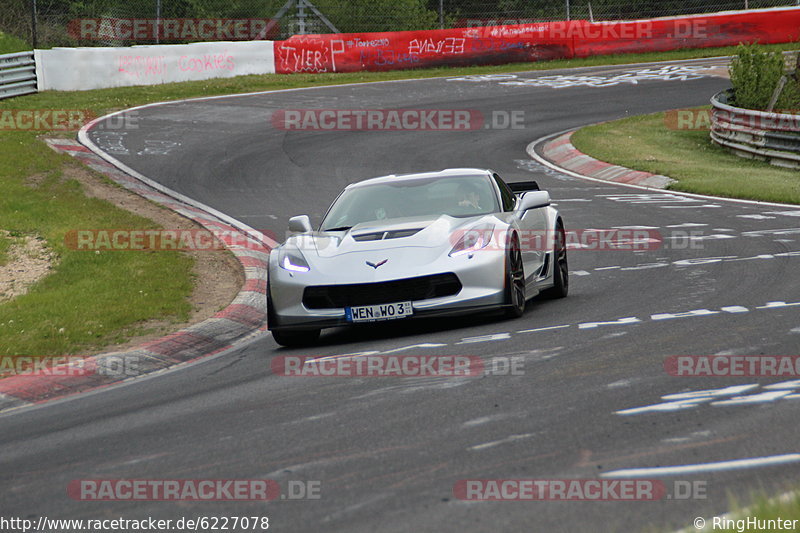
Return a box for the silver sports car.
[267,168,567,346]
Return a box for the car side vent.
[352,229,422,241]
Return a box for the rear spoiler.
[508,181,540,193]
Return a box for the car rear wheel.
[542,219,568,299]
[504,234,526,318]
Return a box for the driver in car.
[457,183,483,210]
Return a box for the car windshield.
[320,175,500,231]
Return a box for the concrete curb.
[0,138,271,415]
[539,130,676,189]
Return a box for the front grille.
[303,273,462,309]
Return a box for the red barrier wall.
[274,23,574,73]
[274,7,800,74]
[571,8,800,57]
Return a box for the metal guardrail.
[0,51,37,100]
[710,90,800,169]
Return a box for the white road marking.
[594,266,620,271]
[600,454,800,478]
[757,301,800,309]
[743,227,800,237]
[766,210,800,217]
[724,254,774,262]
[662,385,758,400]
[712,390,794,406]
[651,309,719,321]
[570,270,591,276]
[314,351,380,361]
[598,193,700,203]
[662,430,711,444]
[457,333,511,344]
[659,204,721,208]
[720,306,749,313]
[468,433,536,451]
[579,317,641,329]
[673,256,737,266]
[620,262,669,271]
[612,225,660,230]
[687,234,736,240]
[764,380,800,389]
[617,385,760,415]
[462,415,506,427]
[616,398,714,415]
[666,223,708,228]
[381,343,447,354]
[517,324,570,334]
[737,214,775,220]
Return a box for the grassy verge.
[571,108,800,204]
[3,40,800,357]
[0,32,29,54]
[0,134,194,356]
[0,232,13,266]
[706,490,800,532]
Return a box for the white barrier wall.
[35,41,275,91]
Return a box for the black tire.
[542,220,568,299]
[503,234,526,318]
[271,328,321,348]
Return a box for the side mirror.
[518,191,550,212]
[288,215,313,233]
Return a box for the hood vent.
[352,228,423,242]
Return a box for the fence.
[0,51,36,100]
[711,90,800,168]
[2,0,799,49]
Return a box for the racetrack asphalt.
[2,59,800,533]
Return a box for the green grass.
[0,32,29,54]
[3,40,800,357]
[0,135,194,356]
[571,108,800,205]
[705,490,800,533]
[0,232,13,266]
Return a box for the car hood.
[287,214,493,259]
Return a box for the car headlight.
[279,247,311,272]
[449,225,496,257]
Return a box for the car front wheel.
[542,219,568,299]
[504,234,526,318]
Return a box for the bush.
[728,42,800,111]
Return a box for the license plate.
[346,301,413,323]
